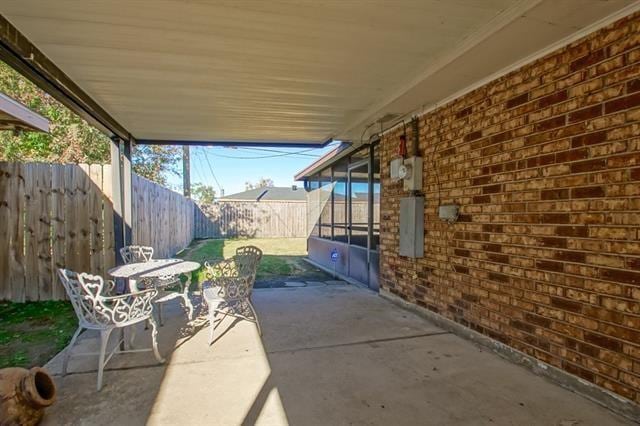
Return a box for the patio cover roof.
[0,92,49,133]
[1,0,637,146]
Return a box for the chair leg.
[62,326,83,376]
[247,298,262,337]
[182,277,194,321]
[129,323,137,349]
[119,328,126,351]
[158,303,164,327]
[148,315,165,363]
[208,305,217,346]
[97,328,113,392]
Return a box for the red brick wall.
[380,13,640,403]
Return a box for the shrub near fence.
[0,162,198,302]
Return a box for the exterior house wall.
[379,13,640,403]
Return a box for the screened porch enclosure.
[303,143,381,289]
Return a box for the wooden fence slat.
[89,164,104,276]
[51,165,66,300]
[9,163,26,302]
[77,165,91,273]
[102,165,115,270]
[64,165,78,273]
[24,164,52,301]
[24,163,38,301]
[36,164,53,300]
[0,162,11,301]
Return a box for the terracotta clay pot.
[0,367,56,426]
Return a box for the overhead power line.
[208,146,328,160]
[199,147,224,193]
[232,146,322,158]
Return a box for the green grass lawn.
[178,237,308,284]
[0,300,77,369]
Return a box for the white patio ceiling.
[1,0,637,145]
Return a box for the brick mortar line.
[380,245,640,282]
[384,279,637,328]
[425,45,639,120]
[384,266,640,318]
[395,124,640,169]
[410,270,637,304]
[383,229,640,248]
[383,188,640,199]
[419,77,639,139]
[416,62,639,135]
[442,245,640,266]
[417,107,634,144]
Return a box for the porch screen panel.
[319,168,332,239]
[332,158,348,243]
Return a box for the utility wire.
[188,147,208,185]
[192,153,208,185]
[208,150,322,160]
[199,147,224,193]
[232,146,323,158]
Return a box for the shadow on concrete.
[42,299,203,425]
[43,285,632,426]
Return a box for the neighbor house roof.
[219,186,306,202]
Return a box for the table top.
[108,259,201,279]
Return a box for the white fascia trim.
[377,0,640,139]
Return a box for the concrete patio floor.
[43,283,631,425]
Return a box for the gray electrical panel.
[399,196,424,258]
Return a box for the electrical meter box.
[390,157,403,181]
[402,156,423,191]
[399,196,424,258]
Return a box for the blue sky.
[166,142,340,197]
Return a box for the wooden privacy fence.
[133,174,195,259]
[0,162,115,302]
[1,161,310,302]
[0,162,198,302]
[194,201,307,238]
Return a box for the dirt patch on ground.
[255,258,332,288]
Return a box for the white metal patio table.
[108,259,201,321]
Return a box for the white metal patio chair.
[119,245,154,264]
[58,269,164,391]
[203,254,262,346]
[120,245,181,326]
[234,245,263,283]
